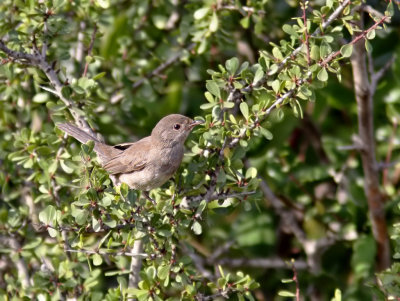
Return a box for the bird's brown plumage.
[58,114,201,191]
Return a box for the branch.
[82,23,98,77]
[0,235,31,289]
[128,240,144,288]
[291,259,301,301]
[216,257,308,270]
[66,247,147,257]
[320,15,389,67]
[350,15,390,270]
[132,43,195,90]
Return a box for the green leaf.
[259,127,273,140]
[209,12,219,32]
[33,93,49,103]
[245,167,257,179]
[240,16,250,29]
[271,80,280,94]
[206,81,221,98]
[60,159,74,174]
[340,44,353,58]
[240,102,249,120]
[310,45,319,60]
[200,103,216,110]
[366,29,375,40]
[194,7,210,20]
[317,68,328,81]
[365,40,373,53]
[253,66,264,84]
[146,266,156,279]
[204,91,214,103]
[272,47,283,60]
[225,57,239,75]
[39,205,57,225]
[93,253,103,266]
[158,264,170,280]
[93,72,106,80]
[278,290,296,297]
[223,102,235,109]
[191,221,202,235]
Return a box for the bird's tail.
[58,123,100,145]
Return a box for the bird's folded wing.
[102,137,151,175]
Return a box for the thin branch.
[128,240,144,288]
[218,4,265,16]
[197,288,236,301]
[132,43,195,90]
[216,257,308,270]
[320,15,389,67]
[66,248,147,257]
[370,55,396,93]
[291,259,301,301]
[0,40,93,134]
[0,235,31,289]
[301,0,311,65]
[185,190,256,204]
[383,121,397,187]
[82,23,98,77]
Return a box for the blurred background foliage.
[1,0,400,300]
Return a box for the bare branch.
[216,257,308,270]
[350,15,390,270]
[82,23,98,77]
[129,240,144,288]
[66,247,147,257]
[0,235,31,289]
[132,43,196,90]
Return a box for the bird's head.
[151,114,202,147]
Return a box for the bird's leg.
[143,191,156,205]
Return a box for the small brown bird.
[58,114,202,198]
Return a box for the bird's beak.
[189,119,204,129]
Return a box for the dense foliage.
[0,0,399,300]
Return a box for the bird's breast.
[117,145,184,191]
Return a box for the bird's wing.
[102,137,151,175]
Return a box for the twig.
[320,15,389,67]
[132,43,195,90]
[66,248,147,257]
[185,190,256,203]
[0,235,31,289]
[301,0,311,65]
[218,4,265,16]
[181,243,215,280]
[216,257,308,270]
[383,121,397,187]
[370,55,396,93]
[291,259,301,301]
[0,40,93,134]
[82,23,98,77]
[198,288,236,301]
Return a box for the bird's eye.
[173,124,181,130]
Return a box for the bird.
[58,114,202,201]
